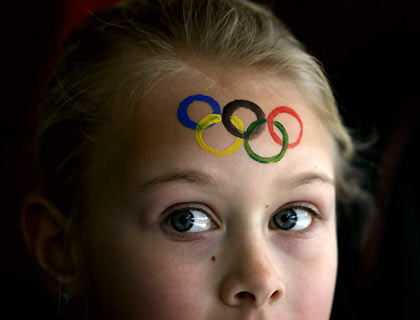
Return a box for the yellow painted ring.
[195,114,244,157]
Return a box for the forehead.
[123,69,333,176]
[91,68,335,201]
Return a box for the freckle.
[211,256,216,262]
[265,204,270,208]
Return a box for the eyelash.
[161,202,322,241]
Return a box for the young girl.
[21,0,359,319]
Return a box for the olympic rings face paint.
[195,114,244,157]
[267,106,303,148]
[244,119,289,164]
[178,94,221,129]
[222,100,265,139]
[177,95,303,164]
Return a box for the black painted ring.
[222,100,266,139]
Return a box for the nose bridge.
[220,231,285,308]
[235,233,273,279]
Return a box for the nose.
[220,242,285,308]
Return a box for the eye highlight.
[270,207,314,231]
[168,208,213,233]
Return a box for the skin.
[80,66,337,320]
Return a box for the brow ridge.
[287,171,335,189]
[137,169,215,194]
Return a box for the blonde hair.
[37,0,359,298]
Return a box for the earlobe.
[21,195,78,290]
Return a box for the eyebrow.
[136,169,216,194]
[285,171,335,189]
[136,169,334,195]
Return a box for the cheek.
[288,240,338,319]
[127,256,212,319]
[84,231,214,320]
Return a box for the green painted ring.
[244,119,289,163]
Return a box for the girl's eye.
[271,207,313,231]
[169,208,212,233]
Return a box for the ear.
[21,195,78,293]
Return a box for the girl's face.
[82,68,337,320]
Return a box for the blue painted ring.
[177,94,221,129]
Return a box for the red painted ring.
[267,106,303,148]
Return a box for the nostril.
[234,289,281,306]
[235,291,256,301]
[269,290,281,305]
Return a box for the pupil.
[274,209,297,230]
[170,210,195,232]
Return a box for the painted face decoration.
[177,94,303,164]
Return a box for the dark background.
[2,0,420,318]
